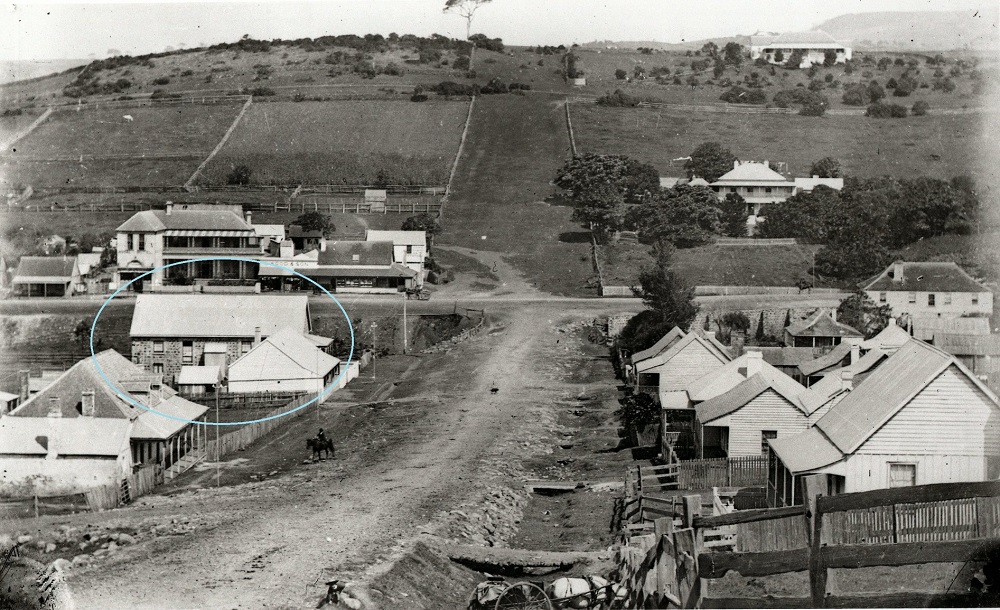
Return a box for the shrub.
[480,78,509,94]
[719,86,766,104]
[597,89,641,107]
[842,83,869,105]
[180,69,193,76]
[453,55,470,71]
[410,93,428,102]
[799,100,826,116]
[431,81,476,96]
[227,164,252,185]
[866,102,908,118]
[152,76,170,85]
[933,78,957,93]
[912,100,930,116]
[886,77,898,89]
[615,68,627,80]
[248,86,276,96]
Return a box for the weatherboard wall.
[650,341,729,393]
[703,389,811,457]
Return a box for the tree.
[867,80,885,102]
[684,142,737,183]
[292,211,336,237]
[809,157,842,178]
[632,185,722,248]
[701,41,719,58]
[755,311,766,342]
[631,243,699,332]
[720,312,751,336]
[756,185,840,242]
[401,213,442,248]
[823,49,838,67]
[572,184,628,242]
[783,309,792,328]
[836,289,891,339]
[443,0,493,41]
[615,388,659,431]
[554,154,659,204]
[615,68,627,80]
[786,49,806,68]
[722,42,744,68]
[713,59,725,78]
[773,49,784,64]
[227,164,252,185]
[719,192,748,237]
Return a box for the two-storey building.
[749,31,852,67]
[365,230,428,281]
[115,203,260,290]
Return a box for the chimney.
[165,201,173,216]
[746,351,763,377]
[730,330,746,358]
[840,370,855,391]
[892,261,904,282]
[320,240,327,253]
[812,174,820,179]
[831,309,837,323]
[46,398,60,460]
[47,396,61,418]
[705,330,716,342]
[888,316,897,328]
[850,343,860,364]
[764,160,770,168]
[254,326,262,346]
[734,160,739,169]
[18,370,29,405]
[81,390,95,417]
[245,210,253,226]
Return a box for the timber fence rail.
[616,479,1000,608]
[179,390,306,410]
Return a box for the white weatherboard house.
[633,330,731,402]
[365,230,428,278]
[767,339,1000,507]
[228,328,341,394]
[627,326,686,384]
[749,31,852,67]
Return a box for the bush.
[597,89,641,107]
[152,76,170,85]
[842,83,869,105]
[453,55,470,71]
[180,69,193,76]
[480,78,509,94]
[719,86,767,104]
[227,164,252,185]
[799,100,826,116]
[615,68,627,80]
[933,78,957,93]
[248,87,276,96]
[431,81,476,96]
[866,102,908,118]
[912,100,930,116]
[410,93,428,102]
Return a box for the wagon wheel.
[493,582,552,610]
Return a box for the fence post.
[804,474,827,608]
[33,495,39,520]
[682,495,700,528]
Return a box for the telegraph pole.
[402,291,408,354]
[215,382,220,489]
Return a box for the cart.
[492,582,552,610]
[406,287,431,300]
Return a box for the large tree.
[292,211,336,237]
[809,157,842,178]
[443,0,493,41]
[723,42,745,68]
[684,142,737,183]
[631,185,722,248]
[631,243,699,331]
[555,154,659,240]
[401,213,442,248]
[837,289,892,339]
[572,184,628,242]
[719,192,748,237]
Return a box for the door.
[889,463,916,488]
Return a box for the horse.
[307,436,335,460]
[546,576,626,609]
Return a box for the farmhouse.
[115,203,260,290]
[130,294,313,384]
[749,30,852,67]
[767,339,1000,507]
[11,256,81,297]
[710,161,795,214]
[259,240,418,294]
[228,327,341,394]
[862,261,993,340]
[784,309,863,350]
[3,350,209,495]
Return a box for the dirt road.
[63,300,618,609]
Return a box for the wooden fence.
[10,194,443,215]
[617,479,1000,608]
[0,465,163,518]
[202,393,313,459]
[179,390,305,411]
[628,456,769,496]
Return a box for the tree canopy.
[554,154,659,240]
[837,289,892,339]
[809,157,842,178]
[630,185,722,248]
[684,142,737,183]
[292,211,336,237]
[401,213,442,245]
[443,0,493,40]
[631,244,699,332]
[719,192,748,238]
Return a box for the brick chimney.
[888,316,897,328]
[840,370,855,391]
[730,330,746,358]
[81,390,95,417]
[245,210,253,226]
[46,396,60,460]
[734,160,740,169]
[892,261,904,282]
[764,160,770,168]
[279,240,294,259]
[320,240,328,253]
[254,326,262,346]
[746,351,763,377]
[165,201,173,216]
[17,370,29,405]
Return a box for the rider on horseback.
[317,428,328,444]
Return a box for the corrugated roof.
[787,309,862,339]
[799,348,888,414]
[177,366,222,386]
[815,341,953,453]
[129,395,208,440]
[799,342,853,377]
[130,295,310,338]
[229,327,339,382]
[794,177,844,191]
[0,417,131,457]
[769,427,843,474]
[936,333,1000,356]
[713,162,790,184]
[862,262,988,293]
[116,209,252,233]
[918,317,991,338]
[366,230,427,248]
[13,257,77,281]
[686,352,793,403]
[319,241,394,266]
[860,324,912,352]
[635,332,730,374]
[631,327,686,364]
[696,369,807,424]
[759,347,818,367]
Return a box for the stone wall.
[132,338,246,384]
[693,306,824,340]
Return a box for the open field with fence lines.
[198,99,469,186]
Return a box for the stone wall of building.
[132,338,248,385]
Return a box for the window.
[241,340,252,355]
[761,430,778,456]
[944,293,952,305]
[908,292,917,304]
[889,463,916,488]
[152,363,164,374]
[182,341,193,364]
[406,245,413,254]
[765,187,773,194]
[879,292,887,303]
[153,340,164,353]
[928,294,936,307]
[973,294,980,305]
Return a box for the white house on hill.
[749,31,852,67]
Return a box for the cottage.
[767,340,1000,507]
[130,294,312,384]
[632,330,731,401]
[11,256,81,297]
[627,327,686,383]
[115,203,260,290]
[784,309,862,350]
[228,328,341,394]
[75,251,103,278]
[4,350,209,493]
[258,240,417,294]
[749,31,852,67]
[862,261,993,341]
[366,230,428,280]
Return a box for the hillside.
[816,10,999,51]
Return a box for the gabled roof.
[860,323,912,352]
[130,295,310,338]
[177,366,222,386]
[12,257,78,282]
[918,317,991,338]
[862,262,988,293]
[759,346,818,367]
[799,342,853,377]
[815,341,959,453]
[786,310,862,339]
[319,241,394,266]
[695,371,806,424]
[797,348,888,414]
[631,327,686,365]
[0,417,131,457]
[635,331,731,374]
[229,327,340,382]
[935,333,1000,357]
[768,427,843,474]
[366,230,427,248]
[751,30,843,46]
[116,209,253,233]
[686,352,787,403]
[712,162,790,185]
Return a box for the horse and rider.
[307,428,335,461]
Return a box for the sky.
[0,0,994,61]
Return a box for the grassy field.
[571,102,984,182]
[439,94,597,296]
[0,108,46,142]
[1,158,199,189]
[199,99,469,186]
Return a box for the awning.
[163,230,256,237]
[769,427,843,474]
[12,276,71,283]
[259,265,417,279]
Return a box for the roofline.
[697,383,768,424]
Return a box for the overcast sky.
[1,0,993,61]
